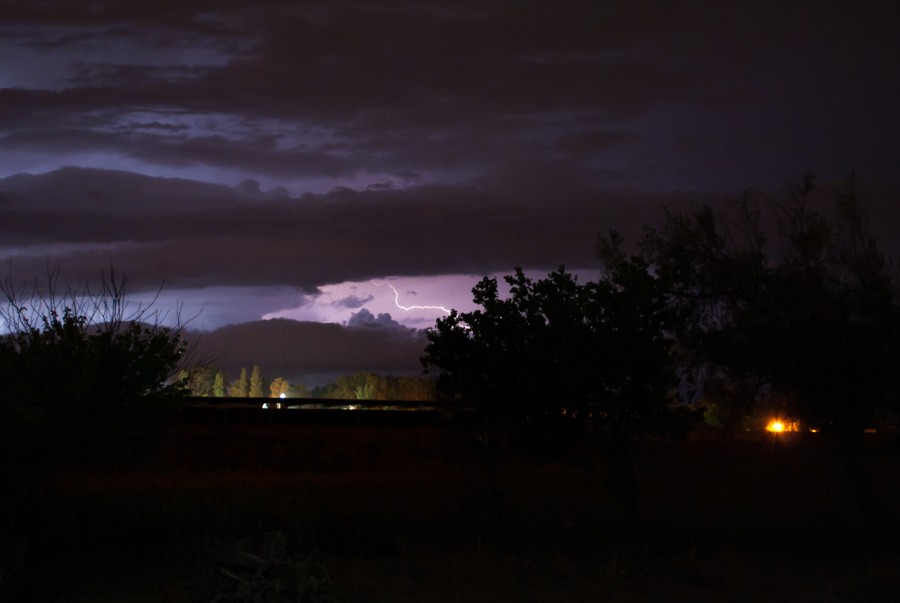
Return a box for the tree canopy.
[642,175,900,437]
[0,269,187,463]
[1,269,190,597]
[421,174,900,444]
[422,264,696,440]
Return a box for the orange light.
[766,419,786,433]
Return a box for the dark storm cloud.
[1,126,362,178]
[334,294,375,309]
[6,167,900,299]
[0,167,706,293]
[346,308,404,329]
[551,130,639,156]
[5,0,897,194]
[186,317,428,383]
[128,135,360,178]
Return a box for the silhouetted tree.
[642,174,900,439]
[422,264,698,517]
[0,268,187,457]
[425,266,693,431]
[641,174,900,546]
[0,268,187,595]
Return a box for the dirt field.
[12,413,900,601]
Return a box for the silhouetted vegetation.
[636,174,900,549]
[642,173,900,440]
[418,174,900,549]
[423,264,697,433]
[422,175,899,444]
[4,176,900,599]
[0,268,187,595]
[0,270,187,465]
[17,415,900,601]
[422,264,701,527]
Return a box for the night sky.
[2,1,899,381]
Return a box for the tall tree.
[422,265,698,511]
[641,175,900,546]
[0,268,187,452]
[249,365,264,398]
[0,268,187,595]
[642,175,899,438]
[213,371,226,397]
[269,377,289,398]
[229,367,249,398]
[423,265,692,435]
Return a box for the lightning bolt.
[373,280,451,314]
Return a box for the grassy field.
[10,415,900,602]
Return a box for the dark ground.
[10,411,900,602]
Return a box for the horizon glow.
[262,275,484,328]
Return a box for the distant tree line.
[180,364,436,401]
[0,269,187,462]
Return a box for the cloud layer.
[2,1,898,193]
[185,317,429,386]
[2,1,899,369]
[0,167,704,295]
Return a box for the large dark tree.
[0,270,186,445]
[642,175,900,547]
[422,263,698,510]
[1,269,188,594]
[425,265,691,432]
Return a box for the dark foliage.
[1,308,184,422]
[0,273,186,462]
[422,264,698,442]
[0,269,187,596]
[642,174,900,439]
